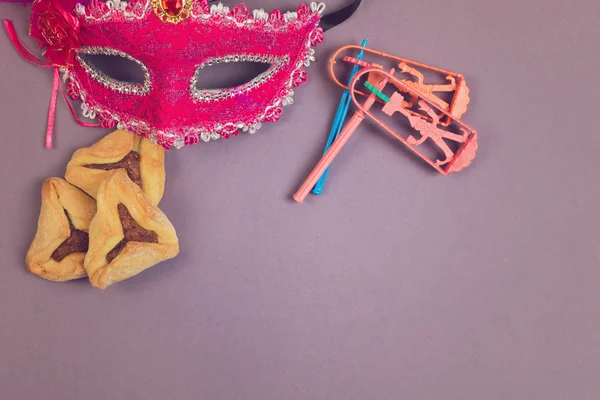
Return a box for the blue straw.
[311,39,368,195]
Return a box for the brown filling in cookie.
[86,151,142,186]
[51,210,89,262]
[106,204,158,263]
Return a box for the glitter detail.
[75,47,151,95]
[190,54,289,102]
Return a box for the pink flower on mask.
[29,0,81,66]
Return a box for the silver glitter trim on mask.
[76,47,152,95]
[190,54,290,102]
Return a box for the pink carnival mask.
[3,0,360,149]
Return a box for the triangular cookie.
[65,129,165,206]
[85,170,179,289]
[26,178,97,282]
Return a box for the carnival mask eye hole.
[79,53,147,84]
[76,49,151,95]
[193,61,271,90]
[191,55,289,101]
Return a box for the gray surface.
[1,0,599,399]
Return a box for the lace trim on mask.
[76,0,326,30]
[76,47,151,95]
[61,22,318,150]
[190,54,290,102]
[75,0,152,22]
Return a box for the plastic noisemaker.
[293,66,478,203]
[330,45,471,126]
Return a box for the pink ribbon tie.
[3,19,100,149]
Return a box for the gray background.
[1,0,599,399]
